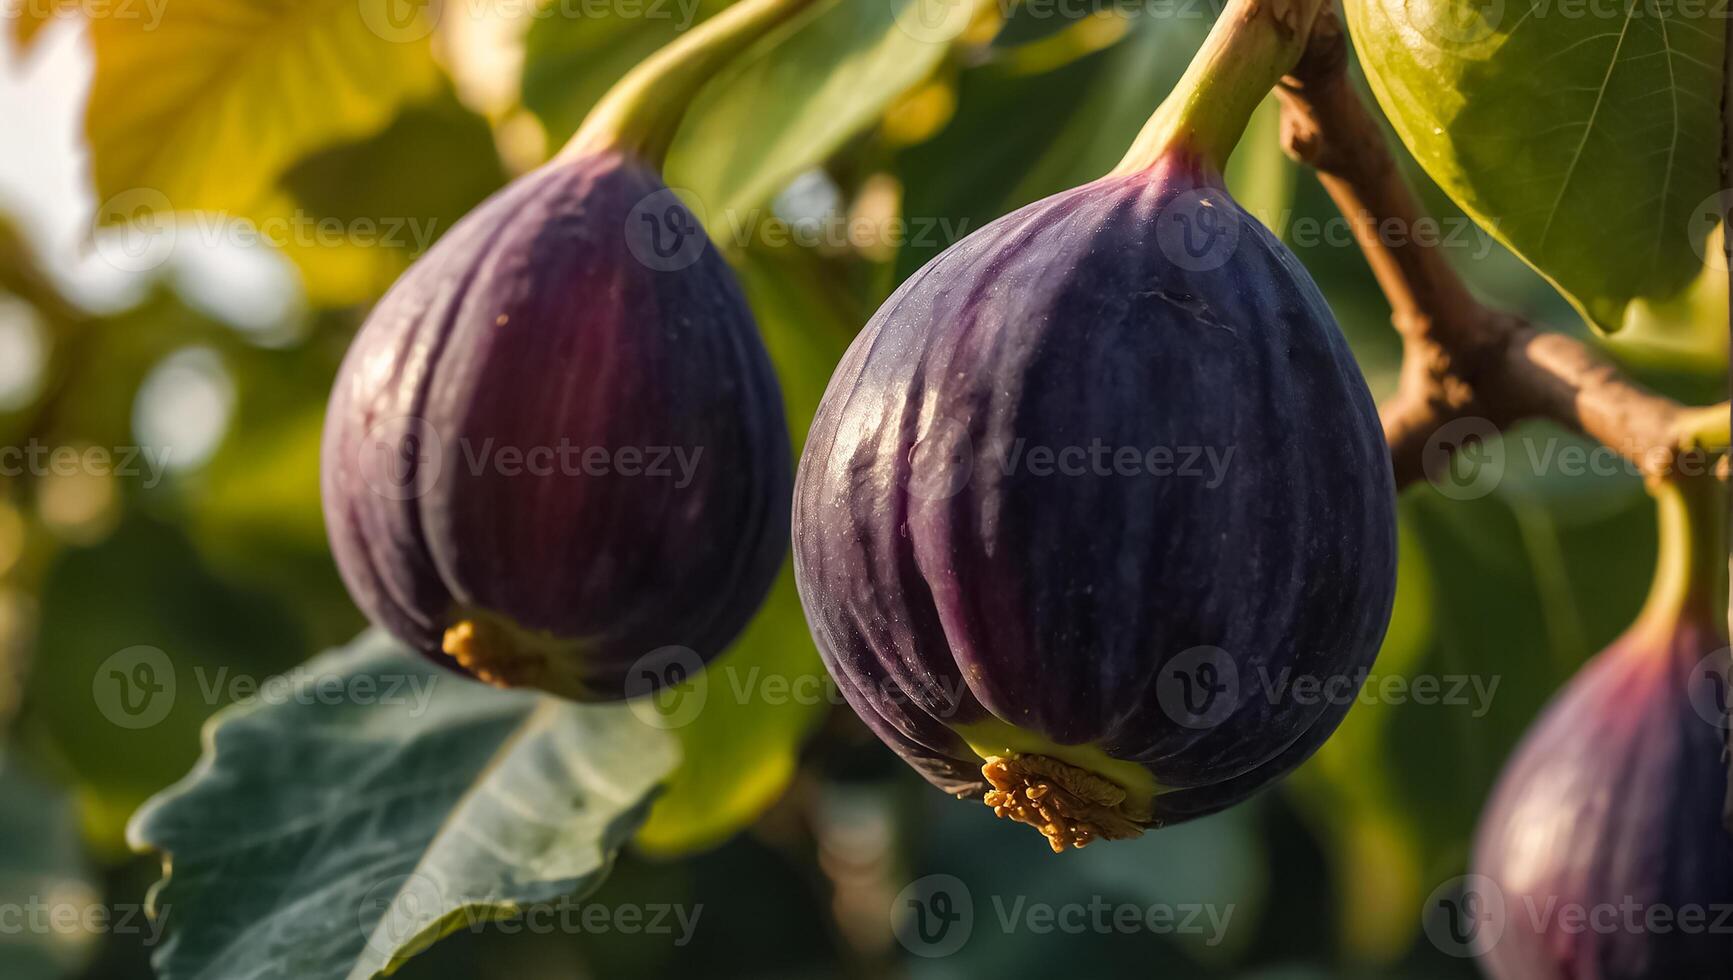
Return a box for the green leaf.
[666,0,988,227]
[26,514,308,852]
[128,630,679,980]
[0,755,97,980]
[275,91,510,307]
[86,0,441,221]
[522,0,733,148]
[1346,0,1726,335]
[894,8,1212,280]
[635,243,859,853]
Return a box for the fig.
[321,0,812,701]
[791,0,1395,851]
[1471,475,1732,979]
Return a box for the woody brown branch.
[1272,7,1727,489]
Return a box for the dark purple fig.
[792,131,1396,845]
[1472,477,1731,980]
[321,0,811,702]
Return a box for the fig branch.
[1271,6,1730,489]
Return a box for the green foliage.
[0,0,1721,977]
[127,631,678,980]
[1348,0,1726,344]
[0,754,97,979]
[665,0,985,228]
[85,0,441,221]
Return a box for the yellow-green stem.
[1635,473,1729,636]
[561,0,817,167]
[1111,0,1328,176]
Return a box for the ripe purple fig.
[1471,476,1731,979]
[791,0,1393,850]
[321,0,811,701]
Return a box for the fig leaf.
[128,630,678,980]
[1346,0,1725,336]
[666,0,993,230]
[86,0,441,223]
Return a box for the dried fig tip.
[442,617,595,701]
[980,755,1151,853]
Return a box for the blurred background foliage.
[0,0,1724,975]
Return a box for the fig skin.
[791,150,1397,848]
[322,150,791,702]
[1471,613,1733,979]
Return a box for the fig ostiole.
[321,0,817,702]
[1471,474,1731,979]
[792,0,1392,852]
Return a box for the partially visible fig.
[1472,475,1732,980]
[791,0,1394,850]
[321,0,812,701]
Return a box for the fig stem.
[1639,473,1729,635]
[1112,0,1330,176]
[561,0,818,168]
